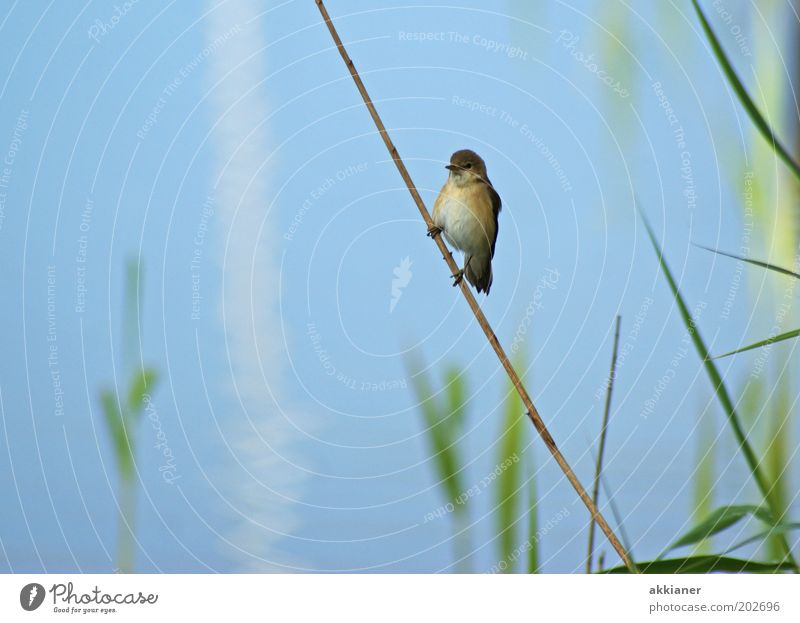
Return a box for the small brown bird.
[429,149,501,294]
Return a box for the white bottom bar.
[1,574,797,622]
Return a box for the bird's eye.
[465,163,472,169]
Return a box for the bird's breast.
[433,183,496,256]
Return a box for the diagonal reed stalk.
[586,315,621,573]
[315,0,637,573]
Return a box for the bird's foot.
[451,269,465,287]
[427,225,442,238]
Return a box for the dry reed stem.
[315,0,636,573]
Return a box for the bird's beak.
[445,164,457,171]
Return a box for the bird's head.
[446,149,487,186]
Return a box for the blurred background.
[0,0,798,573]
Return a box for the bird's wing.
[485,177,502,217]
[484,177,501,257]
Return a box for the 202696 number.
[736,601,780,612]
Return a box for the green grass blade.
[691,0,800,182]
[641,211,768,495]
[443,366,467,437]
[127,367,158,419]
[713,328,800,359]
[598,472,635,561]
[408,366,465,508]
[663,505,773,555]
[584,445,636,564]
[587,315,621,573]
[695,244,800,280]
[765,371,792,561]
[526,450,539,574]
[603,555,794,574]
[639,208,798,570]
[583,465,637,571]
[407,357,472,572]
[692,402,715,555]
[724,524,800,556]
[100,389,133,481]
[495,352,526,572]
[740,375,764,427]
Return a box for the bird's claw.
[451,269,465,287]
[427,225,442,238]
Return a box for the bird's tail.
[465,254,493,295]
